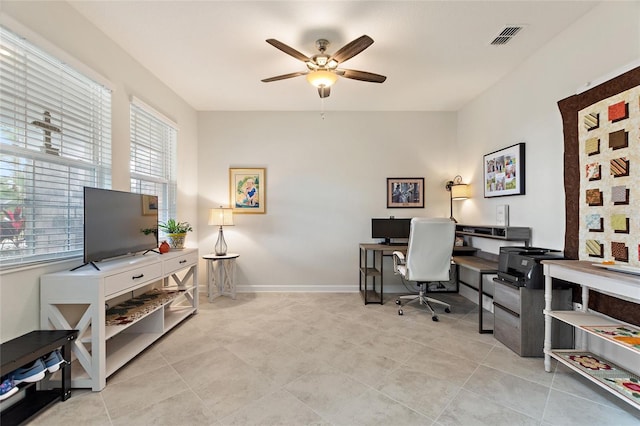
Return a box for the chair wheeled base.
[395,283,451,321]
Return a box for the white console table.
[40,249,198,391]
[542,259,640,410]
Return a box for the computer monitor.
[371,218,411,245]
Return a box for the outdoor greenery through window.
[130,98,177,231]
[0,26,112,268]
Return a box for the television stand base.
[70,261,100,272]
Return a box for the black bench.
[1,330,77,426]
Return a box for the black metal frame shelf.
[1,330,78,426]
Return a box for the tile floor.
[29,292,640,425]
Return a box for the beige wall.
[196,111,457,291]
[456,1,640,254]
[0,1,199,342]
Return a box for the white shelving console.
[542,259,640,410]
[40,248,198,391]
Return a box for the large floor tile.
[220,389,329,425]
[429,333,494,364]
[542,388,640,425]
[100,365,189,420]
[436,388,539,426]
[284,364,371,421]
[331,388,432,425]
[153,323,223,364]
[463,364,550,420]
[376,365,461,419]
[358,332,426,363]
[190,363,279,419]
[171,346,246,390]
[324,341,398,387]
[171,344,280,419]
[404,346,479,385]
[28,389,110,426]
[106,346,168,386]
[110,390,217,426]
[481,346,554,387]
[225,336,318,386]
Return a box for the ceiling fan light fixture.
[306,70,337,88]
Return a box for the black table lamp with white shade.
[445,175,470,223]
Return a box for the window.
[0,26,112,268]
[129,97,177,227]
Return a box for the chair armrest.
[392,251,405,274]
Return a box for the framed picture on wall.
[483,143,526,198]
[387,177,425,208]
[230,168,265,214]
[141,194,158,215]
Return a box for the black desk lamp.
[445,175,470,223]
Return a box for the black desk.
[453,254,499,333]
[358,243,476,305]
[359,243,403,304]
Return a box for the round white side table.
[202,253,240,301]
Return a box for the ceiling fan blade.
[318,86,331,98]
[265,39,311,62]
[330,35,374,64]
[261,71,307,83]
[337,69,387,83]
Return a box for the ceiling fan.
[261,35,387,98]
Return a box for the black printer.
[494,246,563,289]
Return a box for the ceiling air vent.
[490,26,523,46]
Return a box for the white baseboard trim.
[235,284,358,293]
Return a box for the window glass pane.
[0,26,111,268]
[130,102,177,227]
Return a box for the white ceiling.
[68,1,599,111]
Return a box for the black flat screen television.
[83,187,158,266]
[371,218,411,245]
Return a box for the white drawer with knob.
[104,263,163,297]
[163,251,198,275]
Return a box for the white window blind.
[130,98,177,226]
[0,26,112,268]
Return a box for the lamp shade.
[451,184,470,200]
[208,207,234,226]
[306,70,338,88]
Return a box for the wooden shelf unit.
[456,224,531,245]
[542,259,640,410]
[40,249,198,391]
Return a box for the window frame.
[0,24,112,269]
[129,96,178,229]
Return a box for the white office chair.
[392,217,455,321]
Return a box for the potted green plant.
[158,219,192,249]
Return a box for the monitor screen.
[84,187,158,264]
[371,218,411,244]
